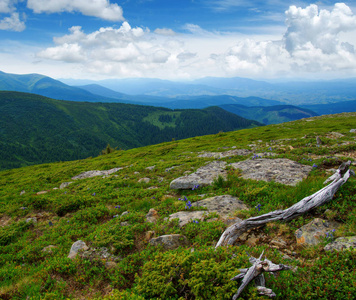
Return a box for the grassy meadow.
[0,113,355,299]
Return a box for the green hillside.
[0,91,261,170]
[0,113,355,299]
[220,104,318,125]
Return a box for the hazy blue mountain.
[300,100,356,115]
[0,71,127,103]
[219,104,318,125]
[61,75,356,104]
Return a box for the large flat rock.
[170,161,227,190]
[230,158,312,186]
[192,195,249,216]
[168,195,248,227]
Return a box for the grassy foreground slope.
[0,113,356,299]
[0,91,261,170]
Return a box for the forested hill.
[0,91,262,170]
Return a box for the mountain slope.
[220,104,318,124]
[0,112,355,299]
[0,91,261,170]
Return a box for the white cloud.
[154,28,176,36]
[0,12,25,31]
[27,0,124,21]
[220,3,356,78]
[33,3,356,79]
[0,0,15,13]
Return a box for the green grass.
[0,112,355,299]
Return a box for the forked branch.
[216,161,354,247]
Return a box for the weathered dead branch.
[231,251,291,299]
[216,161,354,247]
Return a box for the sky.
[1,0,356,80]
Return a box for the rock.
[170,161,227,189]
[350,129,356,133]
[71,167,123,180]
[197,149,251,159]
[60,182,73,189]
[295,218,340,245]
[36,191,48,195]
[120,222,130,226]
[222,217,243,227]
[168,211,208,227]
[138,177,151,183]
[134,172,140,175]
[145,231,155,241]
[327,132,345,139]
[105,261,117,269]
[26,217,37,223]
[192,195,249,217]
[324,236,356,251]
[121,211,129,216]
[20,190,26,195]
[42,245,57,253]
[316,136,323,145]
[270,238,287,249]
[80,247,119,262]
[147,186,158,190]
[68,240,89,259]
[0,215,12,227]
[146,208,159,223]
[146,165,156,171]
[149,234,189,250]
[246,237,259,247]
[230,158,312,186]
[165,165,180,172]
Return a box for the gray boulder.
[324,236,356,251]
[230,158,312,186]
[170,161,227,189]
[149,234,189,250]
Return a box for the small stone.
[146,165,156,171]
[120,222,130,226]
[36,191,48,195]
[105,261,117,269]
[42,245,57,253]
[138,177,151,183]
[68,240,89,259]
[20,190,26,195]
[145,231,155,241]
[26,217,37,224]
[295,218,340,245]
[60,182,73,189]
[146,208,159,223]
[121,211,129,216]
[350,129,356,133]
[270,238,287,249]
[149,234,189,250]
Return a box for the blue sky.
[1,1,356,80]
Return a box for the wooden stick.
[216,161,353,247]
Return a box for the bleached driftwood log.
[231,251,291,299]
[216,161,354,247]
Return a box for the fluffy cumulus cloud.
[36,3,356,79]
[222,3,356,77]
[27,0,124,21]
[0,12,25,31]
[37,22,192,77]
[0,0,26,31]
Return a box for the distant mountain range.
[0,91,261,170]
[1,71,356,126]
[62,75,356,104]
[219,104,318,125]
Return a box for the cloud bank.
[36,3,356,79]
[0,0,123,31]
[27,0,124,21]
